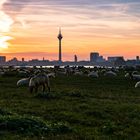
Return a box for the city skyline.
[0,0,140,61]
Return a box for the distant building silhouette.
[58,28,63,62]
[22,58,25,62]
[108,56,125,66]
[74,55,78,62]
[0,56,6,64]
[90,52,105,63]
[108,56,124,62]
[136,56,139,61]
[114,57,125,66]
[90,52,99,62]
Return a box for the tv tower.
[57,28,63,62]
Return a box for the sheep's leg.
[42,84,45,92]
[29,86,34,93]
[46,83,50,92]
[35,86,38,93]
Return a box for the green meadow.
[0,73,140,139]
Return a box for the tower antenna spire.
[59,27,61,34]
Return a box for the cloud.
[2,0,33,29]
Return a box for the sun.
[0,36,13,49]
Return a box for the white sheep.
[124,72,140,81]
[47,73,55,78]
[132,71,139,75]
[135,81,140,88]
[74,71,83,76]
[17,78,30,87]
[104,71,117,77]
[127,73,140,80]
[132,74,140,81]
[29,73,50,93]
[56,71,67,76]
[88,71,99,78]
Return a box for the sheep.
[132,71,139,75]
[125,73,130,78]
[55,71,67,76]
[65,67,74,76]
[0,71,5,76]
[88,71,99,78]
[47,72,55,78]
[29,73,50,93]
[74,71,83,76]
[17,71,29,78]
[131,74,140,81]
[17,78,30,87]
[135,81,140,88]
[126,73,140,81]
[104,71,117,77]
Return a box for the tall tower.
[57,28,63,62]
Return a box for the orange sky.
[0,0,140,61]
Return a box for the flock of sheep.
[0,65,140,93]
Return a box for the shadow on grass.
[34,92,59,100]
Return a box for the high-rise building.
[0,56,6,63]
[57,28,63,62]
[90,52,99,62]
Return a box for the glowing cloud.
[0,0,13,49]
[0,36,13,49]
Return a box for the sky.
[0,0,140,61]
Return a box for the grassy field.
[0,73,140,139]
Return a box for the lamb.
[29,73,50,93]
[135,81,140,88]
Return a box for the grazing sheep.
[74,71,83,76]
[132,71,139,75]
[29,73,50,93]
[0,71,5,76]
[64,67,73,75]
[135,81,140,88]
[17,78,30,87]
[101,69,106,74]
[56,71,67,76]
[131,74,140,81]
[88,71,99,78]
[104,71,117,77]
[17,71,29,77]
[125,73,130,78]
[126,73,140,81]
[47,73,55,78]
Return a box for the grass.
[0,73,140,139]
